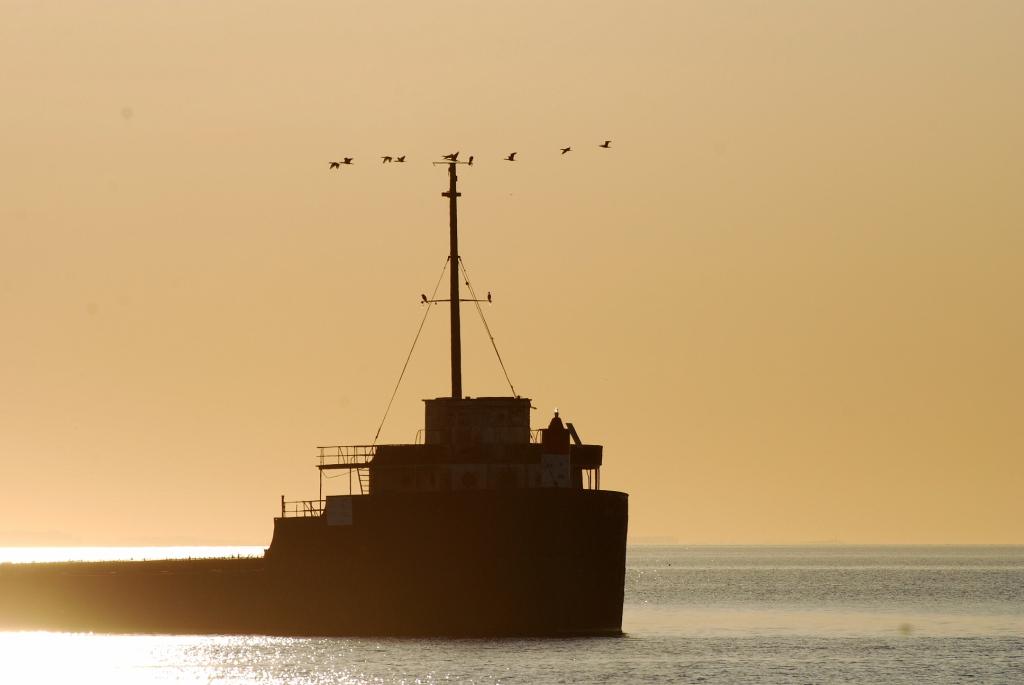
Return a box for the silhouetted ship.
[0,162,629,637]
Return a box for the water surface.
[1,545,1020,683]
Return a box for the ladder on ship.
[315,445,376,498]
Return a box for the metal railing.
[280,497,325,518]
[316,445,376,468]
[412,428,543,444]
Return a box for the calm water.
[1,545,1022,683]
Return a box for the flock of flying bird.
[328,141,612,169]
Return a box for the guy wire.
[458,257,517,396]
[372,257,449,444]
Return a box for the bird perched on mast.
[467,156,474,166]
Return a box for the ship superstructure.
[0,160,628,637]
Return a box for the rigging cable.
[372,257,450,445]
[459,257,517,397]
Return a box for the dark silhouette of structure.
[0,163,628,637]
[443,152,459,161]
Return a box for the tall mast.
[442,162,463,399]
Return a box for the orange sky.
[1,1,1022,544]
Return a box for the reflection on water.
[626,605,1024,638]
[625,545,1024,639]
[0,546,264,564]
[1,546,1022,683]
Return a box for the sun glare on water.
[0,546,264,564]
[0,632,322,685]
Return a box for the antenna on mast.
[440,160,463,399]
[426,157,500,398]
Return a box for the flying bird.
[505,152,517,161]
[443,152,459,161]
[395,156,406,163]
[599,140,612,148]
[343,157,354,164]
[329,161,341,169]
[561,147,571,155]
[381,156,393,163]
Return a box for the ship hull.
[0,490,627,637]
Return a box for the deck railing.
[412,428,543,444]
[316,445,376,468]
[280,497,325,518]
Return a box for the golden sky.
[1,1,1022,544]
